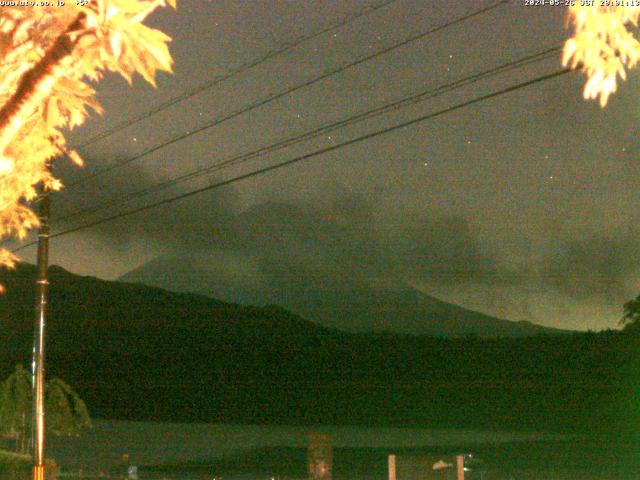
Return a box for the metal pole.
[32,191,50,480]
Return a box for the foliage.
[0,448,30,478]
[622,294,640,329]
[0,0,175,287]
[0,448,56,480]
[564,5,640,107]
[0,364,30,451]
[46,377,91,436]
[0,448,30,467]
[0,364,91,453]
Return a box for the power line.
[55,45,561,224]
[13,67,572,253]
[75,0,399,150]
[0,0,398,197]
[64,0,510,191]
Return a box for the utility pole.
[32,190,50,480]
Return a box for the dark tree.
[622,295,640,332]
[0,364,91,453]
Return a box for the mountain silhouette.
[120,253,565,338]
[120,202,565,337]
[0,263,634,433]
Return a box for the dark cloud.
[129,190,505,291]
[538,228,640,303]
[53,155,239,250]
[208,194,386,288]
[392,215,500,285]
[208,199,510,293]
[51,154,640,331]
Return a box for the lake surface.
[9,420,637,479]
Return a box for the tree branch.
[0,12,87,154]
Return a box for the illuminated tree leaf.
[564,5,640,107]
[0,1,176,285]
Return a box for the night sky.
[13,0,640,332]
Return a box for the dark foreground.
[145,436,639,480]
[3,430,638,479]
[2,264,640,435]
